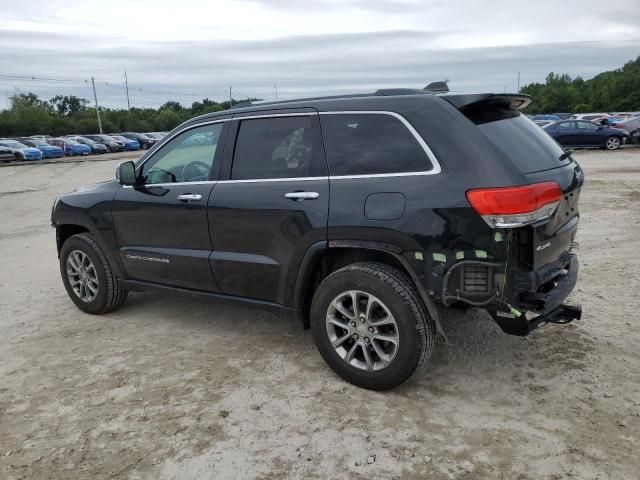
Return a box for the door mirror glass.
[117,161,137,185]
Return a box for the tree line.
[0,94,256,137]
[2,56,639,136]
[520,56,640,114]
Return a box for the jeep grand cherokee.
[51,90,583,390]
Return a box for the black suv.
[52,90,583,390]
[119,132,157,149]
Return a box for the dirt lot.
[0,149,639,479]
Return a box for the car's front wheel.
[605,136,621,150]
[310,262,435,390]
[60,233,128,314]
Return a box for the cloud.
[0,0,638,109]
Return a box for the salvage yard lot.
[0,149,639,479]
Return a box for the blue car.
[110,135,140,151]
[48,138,92,156]
[543,120,629,150]
[0,139,43,161]
[532,114,561,121]
[18,138,64,158]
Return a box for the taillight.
[466,181,562,228]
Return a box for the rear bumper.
[490,254,581,336]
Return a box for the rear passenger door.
[554,121,578,146]
[208,111,329,305]
[575,120,602,145]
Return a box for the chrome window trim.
[218,176,328,184]
[319,110,441,175]
[233,112,317,121]
[127,109,441,188]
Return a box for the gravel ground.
[0,149,638,479]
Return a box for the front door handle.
[177,193,202,202]
[285,191,320,201]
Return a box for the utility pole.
[91,76,103,134]
[274,81,278,100]
[229,86,232,108]
[517,72,521,93]
[124,69,131,112]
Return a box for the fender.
[292,239,447,340]
[54,216,125,280]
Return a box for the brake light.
[466,181,562,228]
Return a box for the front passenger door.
[112,121,227,292]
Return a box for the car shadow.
[115,291,594,388]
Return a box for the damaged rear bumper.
[490,254,581,336]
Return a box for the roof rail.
[374,88,431,96]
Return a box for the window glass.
[142,123,222,184]
[557,122,574,130]
[576,121,598,130]
[320,114,432,176]
[231,115,325,180]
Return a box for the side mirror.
[116,161,137,186]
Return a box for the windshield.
[65,139,80,145]
[474,113,568,174]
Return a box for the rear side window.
[475,113,568,173]
[231,115,326,180]
[320,113,432,176]
[557,122,574,130]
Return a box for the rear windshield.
[469,111,568,174]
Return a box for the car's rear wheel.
[310,262,435,390]
[605,136,621,150]
[60,233,128,314]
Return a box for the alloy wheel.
[606,137,620,150]
[66,250,99,303]
[326,290,399,371]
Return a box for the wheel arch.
[55,222,126,279]
[293,240,441,332]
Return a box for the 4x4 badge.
[536,241,551,251]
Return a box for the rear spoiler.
[442,93,532,111]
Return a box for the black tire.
[310,262,435,390]
[59,233,128,314]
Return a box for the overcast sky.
[0,0,639,109]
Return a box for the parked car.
[571,113,609,121]
[109,135,140,151]
[610,116,640,134]
[119,132,156,149]
[66,136,108,154]
[611,116,640,144]
[82,134,125,152]
[48,138,92,156]
[543,120,628,150]
[552,113,573,120]
[145,132,165,140]
[532,114,561,121]
[51,90,583,390]
[0,139,43,161]
[18,138,65,158]
[590,116,624,126]
[0,145,15,162]
[534,120,554,128]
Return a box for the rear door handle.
[177,194,202,202]
[285,192,320,201]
